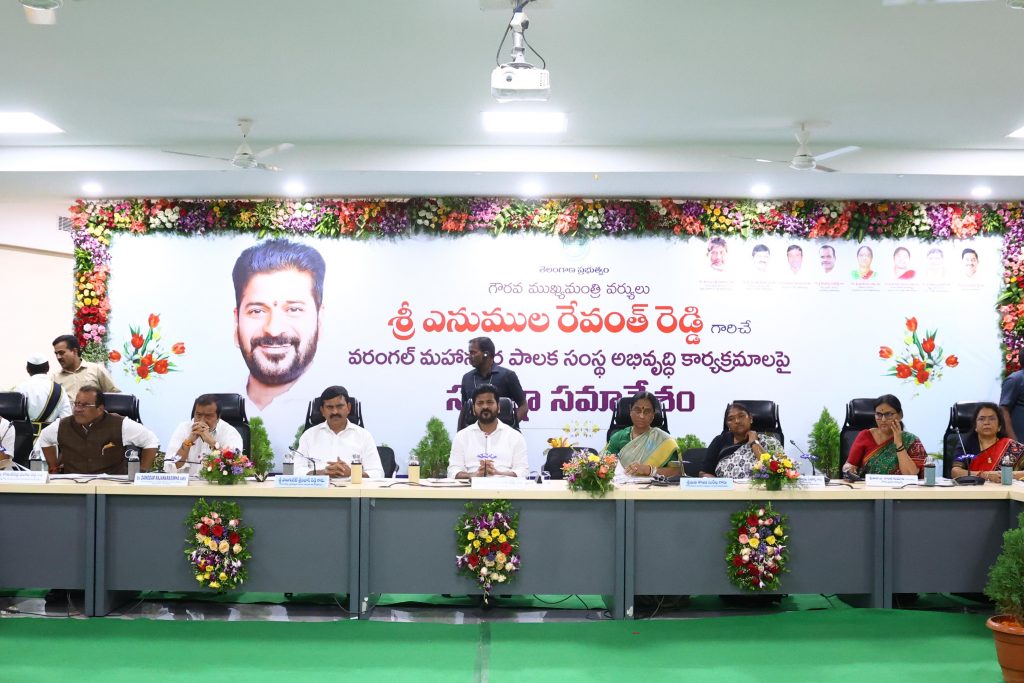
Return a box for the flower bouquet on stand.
[200,447,254,485]
[749,448,801,491]
[455,500,520,604]
[563,451,618,497]
[185,499,252,592]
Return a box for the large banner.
[107,232,1003,471]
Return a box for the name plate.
[865,474,918,487]
[0,470,48,484]
[275,475,330,489]
[133,473,189,487]
[681,477,734,490]
[797,475,828,489]
[471,476,527,489]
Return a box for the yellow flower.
[760,453,771,462]
[209,581,220,589]
[766,536,776,546]
[195,574,204,582]
[467,532,475,541]
[498,534,507,543]
[232,543,242,554]
[218,540,229,553]
[782,459,793,468]
[588,454,600,463]
[774,526,783,535]
[749,538,760,548]
[465,544,472,554]
[473,540,481,548]
[219,572,228,581]
[507,529,515,539]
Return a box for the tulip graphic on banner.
[879,316,958,389]
[108,312,186,384]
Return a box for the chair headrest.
[614,395,664,422]
[0,392,28,421]
[950,401,984,431]
[845,398,878,429]
[104,393,138,417]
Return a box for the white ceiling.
[2,0,1024,201]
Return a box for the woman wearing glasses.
[604,392,678,477]
[843,394,926,477]
[951,403,1024,482]
[701,402,782,478]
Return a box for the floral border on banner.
[68,198,1024,374]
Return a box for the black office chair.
[377,446,397,477]
[543,446,598,480]
[721,400,783,445]
[681,447,707,478]
[304,396,364,431]
[840,398,878,470]
[456,397,519,431]
[192,393,250,456]
[104,393,141,423]
[0,392,34,468]
[944,401,983,479]
[606,395,669,442]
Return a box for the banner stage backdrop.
[106,232,1003,472]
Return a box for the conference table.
[2,478,1022,618]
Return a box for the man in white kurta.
[14,355,71,427]
[165,395,244,475]
[296,385,383,478]
[447,384,529,479]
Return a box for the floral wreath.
[185,498,252,592]
[455,499,520,603]
[69,198,1024,375]
[725,502,789,592]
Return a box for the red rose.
[148,313,160,329]
[878,346,893,359]
[916,368,929,384]
[732,555,744,567]
[746,515,758,525]
[172,342,186,355]
[212,525,224,537]
[922,337,935,354]
[199,524,209,535]
[501,542,512,554]
[228,532,240,545]
[136,364,149,379]
[108,350,121,362]
[130,333,144,349]
[946,355,959,367]
[906,317,918,332]
[154,359,169,374]
[769,460,780,472]
[896,364,912,379]
[467,555,479,567]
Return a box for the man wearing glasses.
[37,386,159,475]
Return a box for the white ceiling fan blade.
[255,162,282,172]
[813,164,839,173]
[814,145,861,162]
[255,142,294,159]
[163,150,233,162]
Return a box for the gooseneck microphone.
[289,448,318,476]
[789,439,829,483]
[953,426,986,486]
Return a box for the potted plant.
[986,511,1024,680]
[807,407,840,479]
[248,417,273,482]
[411,417,452,479]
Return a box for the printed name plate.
[865,474,918,487]
[275,475,330,488]
[133,473,189,486]
[681,478,734,490]
[797,475,828,489]
[471,476,527,489]
[0,470,48,484]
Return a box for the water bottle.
[282,451,295,476]
[29,446,46,472]
[407,453,420,484]
[350,454,363,484]
[923,463,935,487]
[126,447,140,481]
[1002,453,1014,486]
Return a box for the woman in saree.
[843,394,926,477]
[701,402,782,478]
[603,392,678,477]
[951,402,1024,483]
[851,245,877,280]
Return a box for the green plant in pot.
[807,407,840,479]
[248,417,274,482]
[985,510,1024,681]
[411,417,452,479]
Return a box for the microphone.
[953,426,986,486]
[288,448,318,476]
[790,439,829,483]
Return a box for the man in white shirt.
[448,384,529,479]
[14,355,71,434]
[165,394,244,475]
[296,385,383,478]
[38,386,159,475]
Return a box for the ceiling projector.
[491,64,551,102]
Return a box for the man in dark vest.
[38,386,159,475]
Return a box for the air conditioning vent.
[57,216,72,232]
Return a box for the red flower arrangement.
[108,312,185,383]
[725,503,789,591]
[455,500,520,603]
[185,499,252,592]
[880,315,957,388]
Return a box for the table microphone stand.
[953,427,985,486]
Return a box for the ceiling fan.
[882,0,1023,7]
[745,123,861,173]
[163,119,293,171]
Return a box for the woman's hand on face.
[889,420,902,440]
[746,430,759,445]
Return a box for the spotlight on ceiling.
[22,0,62,25]
[971,185,993,199]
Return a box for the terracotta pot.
[987,615,1024,682]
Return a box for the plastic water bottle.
[126,448,140,481]
[924,462,936,487]
[350,454,363,484]
[407,453,420,484]
[282,451,294,476]
[1002,453,1014,486]
[29,446,46,472]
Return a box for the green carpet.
[0,609,1001,682]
